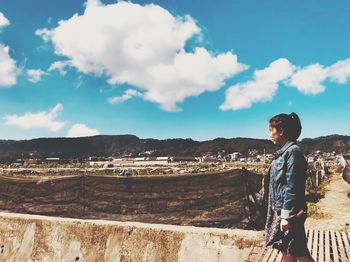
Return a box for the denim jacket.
[269,141,308,219]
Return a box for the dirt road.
[305,174,350,231]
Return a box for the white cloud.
[48,60,69,76]
[287,64,328,95]
[36,0,247,111]
[220,58,295,110]
[0,12,10,28]
[327,58,350,84]
[0,44,18,87]
[0,13,19,87]
[221,56,350,110]
[75,75,83,89]
[26,69,46,83]
[67,123,99,137]
[4,104,66,132]
[35,28,52,42]
[286,58,350,94]
[108,89,143,104]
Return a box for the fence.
[0,169,263,227]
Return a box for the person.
[265,112,315,262]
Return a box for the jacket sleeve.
[281,148,300,219]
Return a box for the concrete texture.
[0,212,263,262]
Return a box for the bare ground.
[305,174,350,231]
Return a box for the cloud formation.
[0,44,18,87]
[0,12,10,28]
[36,0,247,111]
[4,104,66,132]
[220,58,295,110]
[0,12,19,87]
[67,123,99,137]
[287,58,350,95]
[26,69,46,83]
[327,58,350,84]
[108,89,143,104]
[222,57,350,110]
[48,61,69,76]
[287,64,328,94]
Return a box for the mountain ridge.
[0,134,348,162]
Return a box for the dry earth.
[305,174,350,231]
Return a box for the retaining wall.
[0,212,263,262]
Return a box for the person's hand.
[280,218,290,232]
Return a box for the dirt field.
[305,174,350,231]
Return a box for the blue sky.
[0,0,349,141]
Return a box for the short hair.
[269,112,302,141]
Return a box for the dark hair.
[269,112,302,141]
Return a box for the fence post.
[81,173,86,217]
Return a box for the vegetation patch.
[190,199,245,221]
[307,202,331,219]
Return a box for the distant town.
[8,149,342,168]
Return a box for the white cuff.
[281,209,294,219]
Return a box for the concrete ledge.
[0,212,263,261]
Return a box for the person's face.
[269,125,284,145]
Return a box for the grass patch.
[306,175,332,202]
[307,202,331,219]
[190,199,245,221]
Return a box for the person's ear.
[279,129,284,136]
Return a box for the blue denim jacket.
[269,141,308,219]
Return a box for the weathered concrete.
[0,212,263,262]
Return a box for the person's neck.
[279,138,289,147]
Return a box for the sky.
[0,0,349,141]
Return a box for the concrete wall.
[0,212,263,262]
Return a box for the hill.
[0,134,348,162]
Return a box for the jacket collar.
[275,141,296,157]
